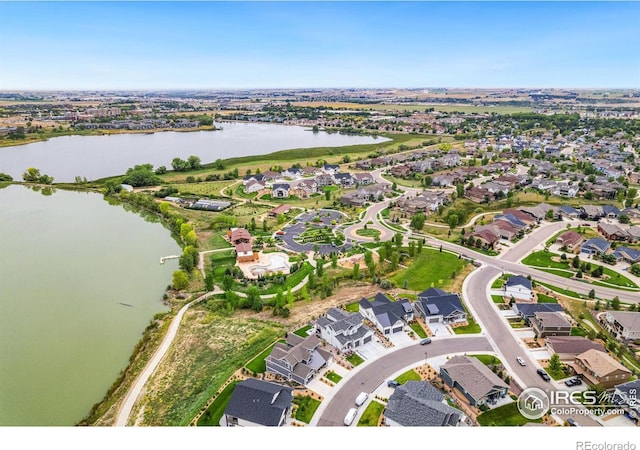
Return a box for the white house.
[503,275,534,301]
[314,308,374,352]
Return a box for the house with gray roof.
[224,378,293,427]
[530,311,572,338]
[612,246,640,264]
[580,237,611,255]
[597,222,628,241]
[440,355,508,407]
[512,302,564,320]
[414,288,466,325]
[383,381,462,427]
[603,311,640,342]
[581,205,605,220]
[314,308,374,352]
[612,379,640,423]
[555,205,581,219]
[272,183,291,198]
[359,292,413,335]
[265,334,332,386]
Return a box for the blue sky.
[1,1,638,89]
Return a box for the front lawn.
[571,327,588,337]
[344,301,360,312]
[521,251,570,269]
[357,401,385,427]
[196,380,240,426]
[395,369,421,384]
[471,354,502,366]
[476,402,543,426]
[346,353,365,366]
[453,316,481,334]
[536,293,558,304]
[409,322,428,338]
[325,371,343,384]
[293,395,321,424]
[390,248,467,291]
[492,295,505,303]
[293,325,312,337]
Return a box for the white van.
[344,407,358,426]
[355,392,369,406]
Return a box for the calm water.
[0,185,180,425]
[0,123,386,182]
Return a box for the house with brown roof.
[555,230,585,252]
[467,229,499,249]
[268,204,291,218]
[235,242,258,263]
[465,186,490,203]
[228,228,251,245]
[598,222,629,241]
[265,334,333,386]
[546,336,606,361]
[440,355,509,407]
[572,349,631,389]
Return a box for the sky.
[1,1,639,90]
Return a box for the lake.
[0,123,386,182]
[0,184,181,425]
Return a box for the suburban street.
[316,336,492,426]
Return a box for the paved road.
[316,336,492,426]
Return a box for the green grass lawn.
[547,365,572,380]
[357,401,385,427]
[491,295,505,303]
[395,369,422,384]
[390,248,467,291]
[491,273,513,289]
[347,353,365,366]
[536,293,558,304]
[508,318,526,329]
[409,322,428,338]
[325,371,343,384]
[207,233,233,250]
[471,354,502,366]
[453,316,481,334]
[535,281,587,300]
[293,395,321,424]
[355,228,381,239]
[293,325,312,337]
[245,340,283,374]
[521,251,570,269]
[476,402,543,426]
[196,380,240,426]
[571,327,588,337]
[344,301,360,312]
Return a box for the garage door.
[429,317,440,323]
[392,326,403,333]
[363,336,372,344]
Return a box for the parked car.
[537,369,551,381]
[355,392,369,406]
[565,378,583,387]
[387,380,400,388]
[344,407,358,426]
[420,338,432,345]
[567,418,580,427]
[517,356,526,366]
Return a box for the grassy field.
[470,354,502,366]
[292,101,533,114]
[357,401,385,427]
[131,308,285,426]
[395,369,422,384]
[345,301,360,312]
[355,228,381,239]
[491,295,505,303]
[536,293,558,304]
[196,380,239,426]
[521,251,570,269]
[172,180,235,197]
[293,395,321,424]
[476,402,543,426]
[390,248,468,291]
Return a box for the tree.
[364,251,376,278]
[325,189,331,201]
[187,155,202,170]
[611,296,621,310]
[222,274,234,291]
[331,253,338,268]
[572,255,580,269]
[548,353,563,374]
[352,262,360,279]
[545,208,554,220]
[204,272,215,291]
[171,157,188,172]
[247,286,262,312]
[588,288,595,299]
[172,270,189,290]
[286,287,294,309]
[447,214,459,229]
[155,165,167,175]
[316,261,324,277]
[619,214,630,224]
[417,239,423,254]
[410,212,426,230]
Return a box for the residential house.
[519,203,554,222]
[512,303,565,321]
[580,238,611,255]
[612,246,640,264]
[465,186,490,203]
[243,173,265,186]
[272,183,291,199]
[555,205,581,220]
[340,192,366,207]
[503,275,534,301]
[621,207,640,221]
[530,311,572,338]
[265,334,332,386]
[603,311,640,342]
[353,172,374,185]
[414,288,467,326]
[281,167,302,179]
[555,230,585,252]
[261,170,281,182]
[603,205,621,219]
[235,242,258,263]
[598,222,628,241]
[333,172,355,187]
[546,336,606,361]
[359,292,414,335]
[493,214,528,231]
[315,173,334,187]
[314,308,374,352]
[383,381,463,427]
[553,183,579,198]
[245,179,266,194]
[501,209,537,228]
[354,160,372,170]
[322,163,340,175]
[228,228,252,245]
[390,165,412,178]
[467,229,499,249]
[294,179,318,198]
[268,204,291,218]
[224,379,293,427]
[581,205,605,220]
[440,355,509,407]
[572,349,631,389]
[611,380,640,423]
[302,166,321,177]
